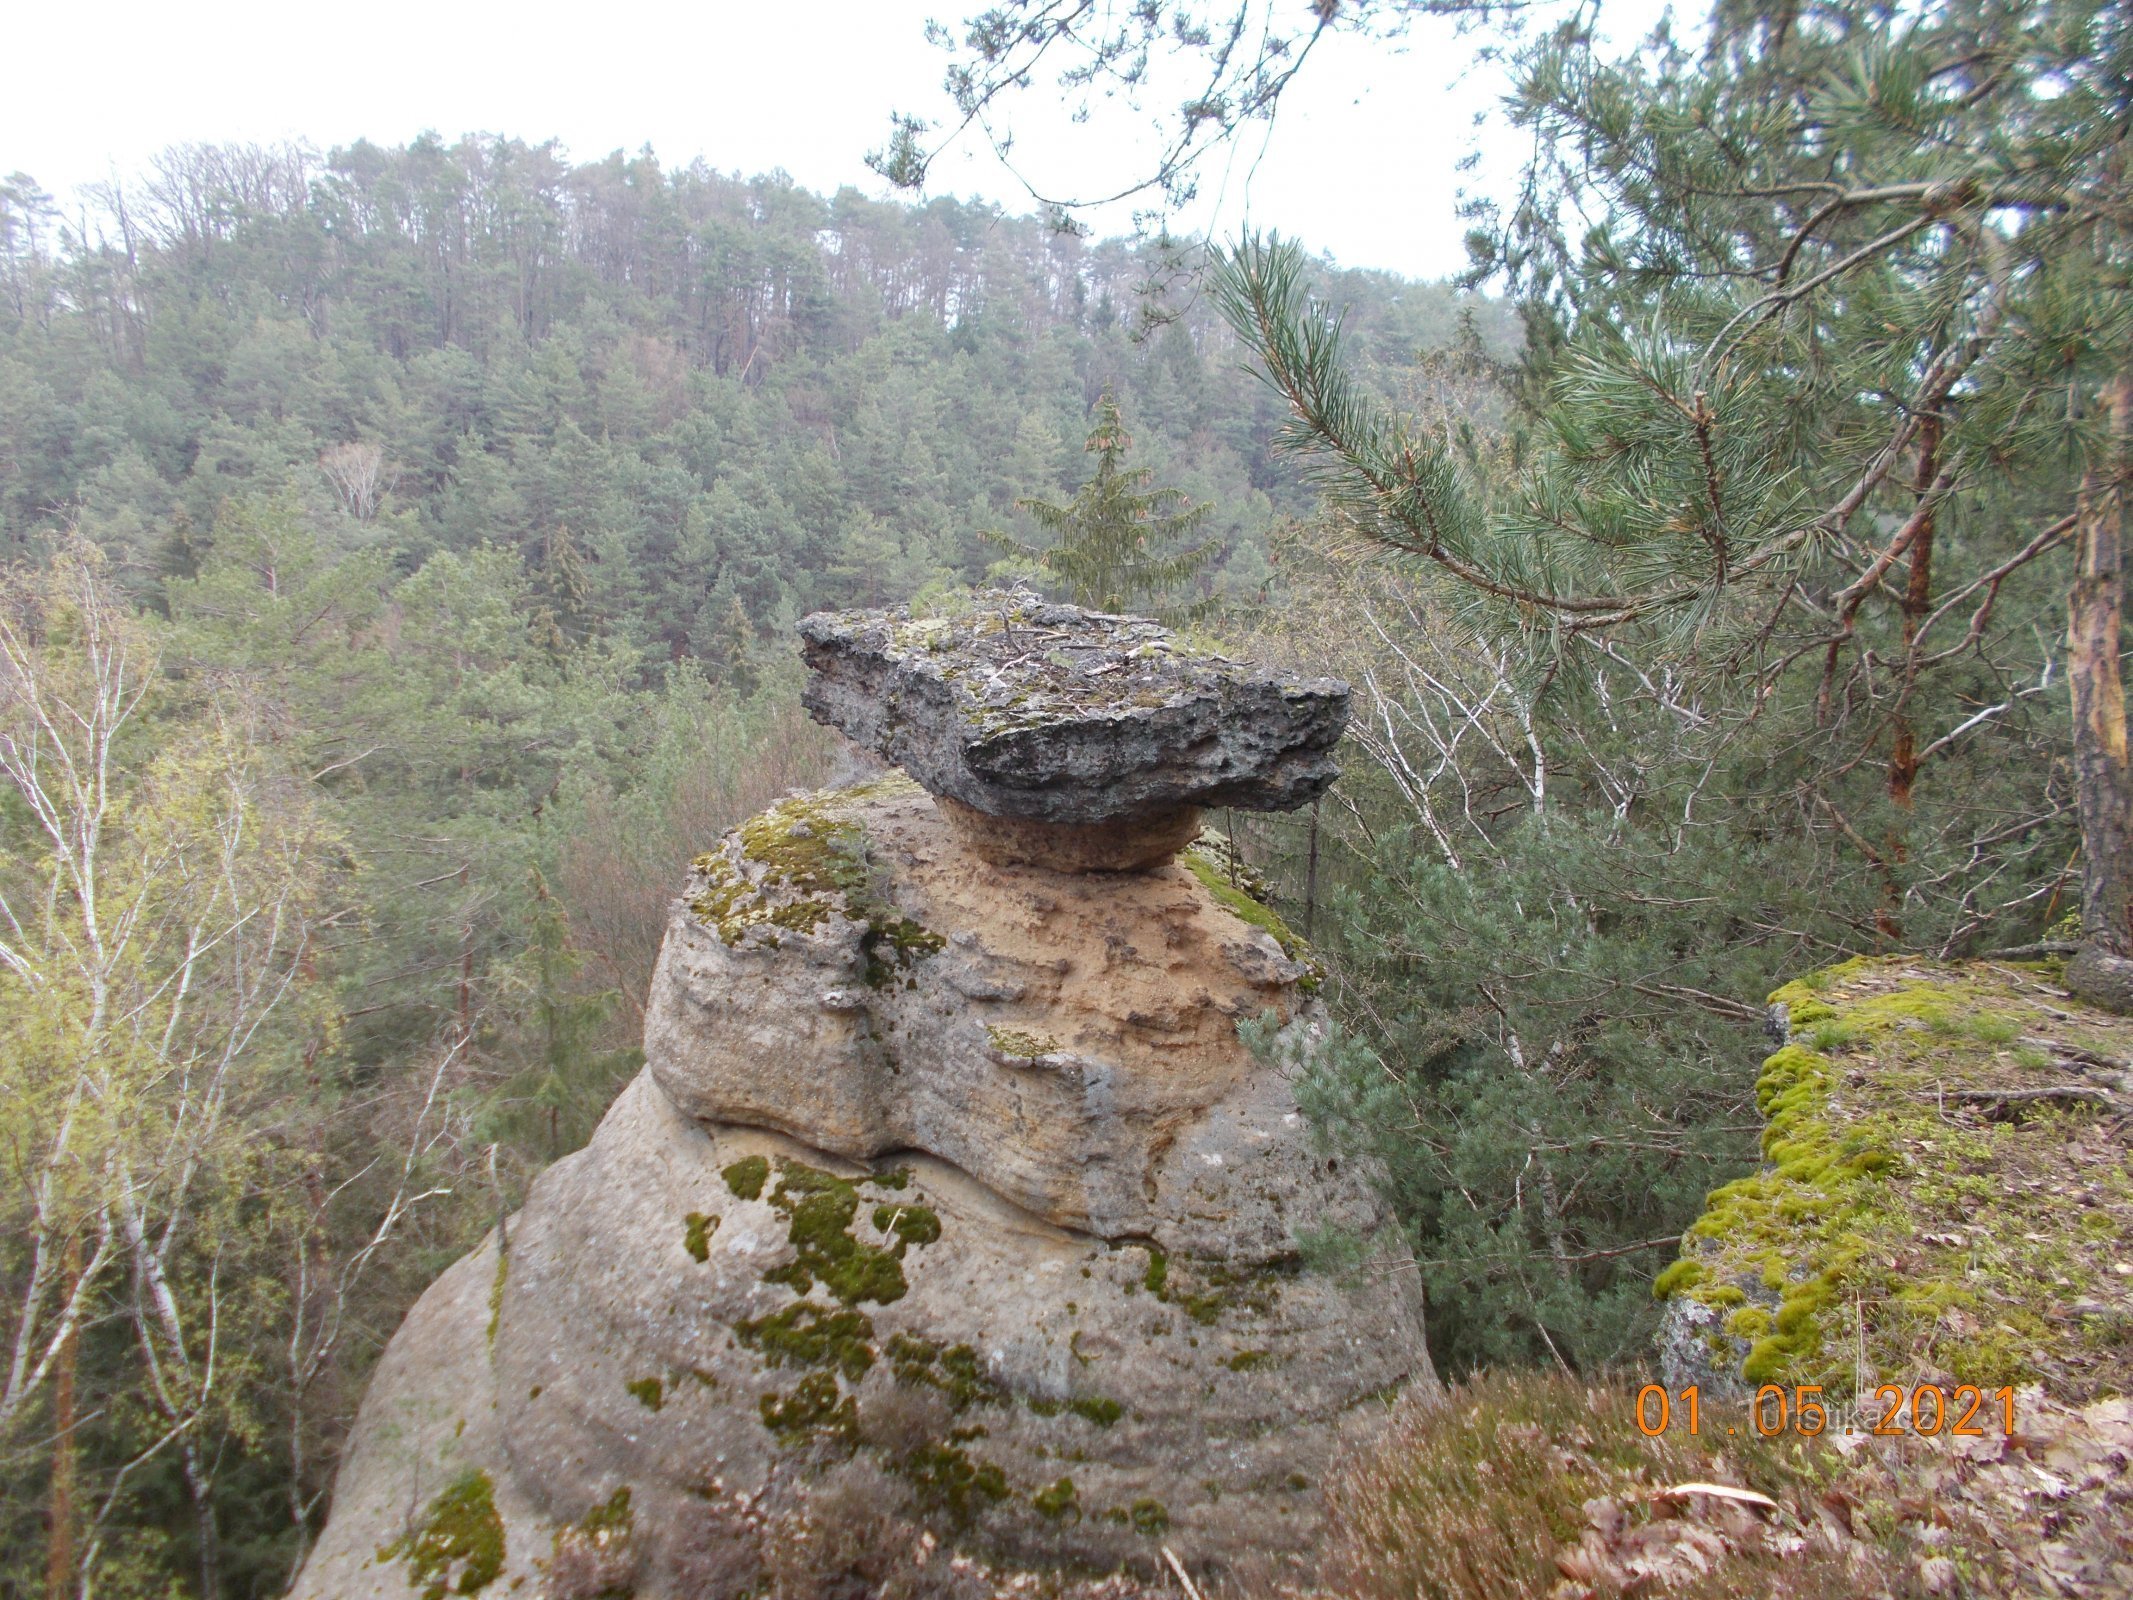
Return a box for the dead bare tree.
[318,442,393,522]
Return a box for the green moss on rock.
[682,1211,718,1262]
[486,1249,507,1349]
[1033,1477,1080,1521]
[722,1155,770,1201]
[579,1486,633,1540]
[871,1202,941,1248]
[889,1334,1012,1409]
[377,1470,505,1600]
[862,915,946,988]
[1129,1498,1170,1537]
[758,1159,913,1306]
[1140,1246,1169,1299]
[897,1440,1011,1525]
[760,1372,858,1442]
[735,1302,876,1383]
[1181,845,1318,990]
[1659,957,2133,1401]
[624,1376,664,1412]
[690,788,947,989]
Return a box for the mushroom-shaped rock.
[287,609,1423,1600]
[798,590,1349,870]
[290,775,1435,1599]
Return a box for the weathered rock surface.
[293,776,1431,1600]
[797,591,1349,835]
[650,777,1354,1250]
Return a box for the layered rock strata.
[294,611,1428,1600]
[798,590,1349,870]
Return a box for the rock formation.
[798,590,1349,871]
[294,593,1430,1600]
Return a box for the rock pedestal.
[292,600,1430,1600]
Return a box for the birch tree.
[0,545,335,1597]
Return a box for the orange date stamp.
[1635,1383,2020,1439]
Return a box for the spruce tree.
[528,523,593,657]
[987,390,1217,618]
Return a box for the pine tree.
[986,390,1217,618]
[1215,0,2132,993]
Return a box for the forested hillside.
[0,138,1509,627]
[0,138,1510,1599]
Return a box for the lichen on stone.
[376,1469,505,1600]
[689,787,950,986]
[984,1025,1060,1060]
[624,1376,664,1412]
[688,794,868,946]
[799,590,1351,828]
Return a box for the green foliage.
[984,390,1219,618]
[1267,790,1843,1374]
[1210,0,2111,1380]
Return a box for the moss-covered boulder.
[1657,956,2133,1403]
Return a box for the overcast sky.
[2,0,1667,281]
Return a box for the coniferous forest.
[4,0,2130,1591]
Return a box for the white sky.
[1,0,1669,281]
